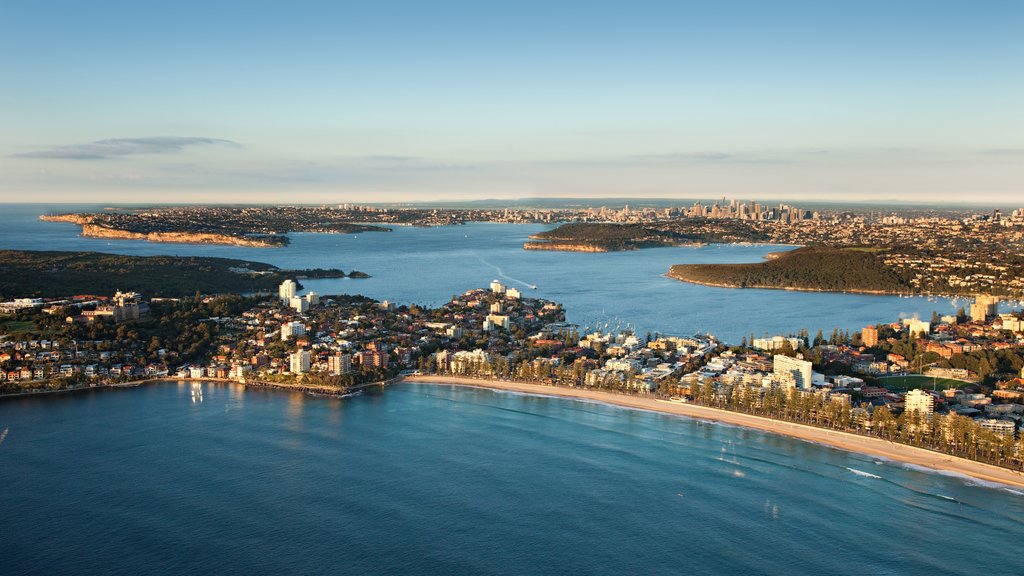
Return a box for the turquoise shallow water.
[1,382,1022,576]
[0,204,971,343]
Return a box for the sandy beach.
[405,375,1024,489]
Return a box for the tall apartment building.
[328,353,352,375]
[773,355,812,390]
[279,279,297,303]
[970,295,999,322]
[862,325,879,347]
[289,350,310,374]
[904,389,934,417]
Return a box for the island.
[0,250,361,299]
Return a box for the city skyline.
[2,0,1022,203]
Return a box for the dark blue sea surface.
[1,382,1022,576]
[0,204,975,343]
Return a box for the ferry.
[530,284,537,290]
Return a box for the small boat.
[530,284,537,290]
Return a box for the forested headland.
[0,250,356,298]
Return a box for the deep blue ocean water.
[2,204,1022,575]
[1,382,1022,576]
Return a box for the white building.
[506,288,522,299]
[279,279,297,303]
[281,321,306,340]
[752,335,803,351]
[490,280,506,294]
[484,314,510,331]
[290,296,309,313]
[977,418,1016,437]
[290,350,311,374]
[328,353,352,375]
[904,389,935,417]
[902,318,931,336]
[773,355,812,389]
[304,292,320,306]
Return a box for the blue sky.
[1,0,1022,203]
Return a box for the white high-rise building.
[773,355,812,389]
[490,280,506,294]
[304,292,320,306]
[290,350,311,374]
[904,389,935,417]
[279,279,297,303]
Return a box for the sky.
[1,0,1022,204]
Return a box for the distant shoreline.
[404,375,1024,490]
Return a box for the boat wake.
[474,255,535,290]
[0,426,8,446]
[846,467,882,479]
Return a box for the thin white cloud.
[13,137,238,160]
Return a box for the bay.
[0,204,966,343]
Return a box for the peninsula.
[41,207,392,247]
[668,246,914,295]
[0,250,359,299]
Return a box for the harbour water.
[1,382,1022,575]
[0,204,967,343]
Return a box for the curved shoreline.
[404,375,1024,489]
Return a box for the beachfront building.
[490,280,506,294]
[977,418,1016,437]
[279,279,297,303]
[970,295,999,322]
[289,350,310,374]
[328,353,352,375]
[903,318,931,337]
[752,336,802,352]
[774,355,812,389]
[904,389,935,417]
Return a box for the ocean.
[1,382,1021,575]
[1,204,1021,575]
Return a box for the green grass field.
[879,374,973,391]
[1,320,38,334]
